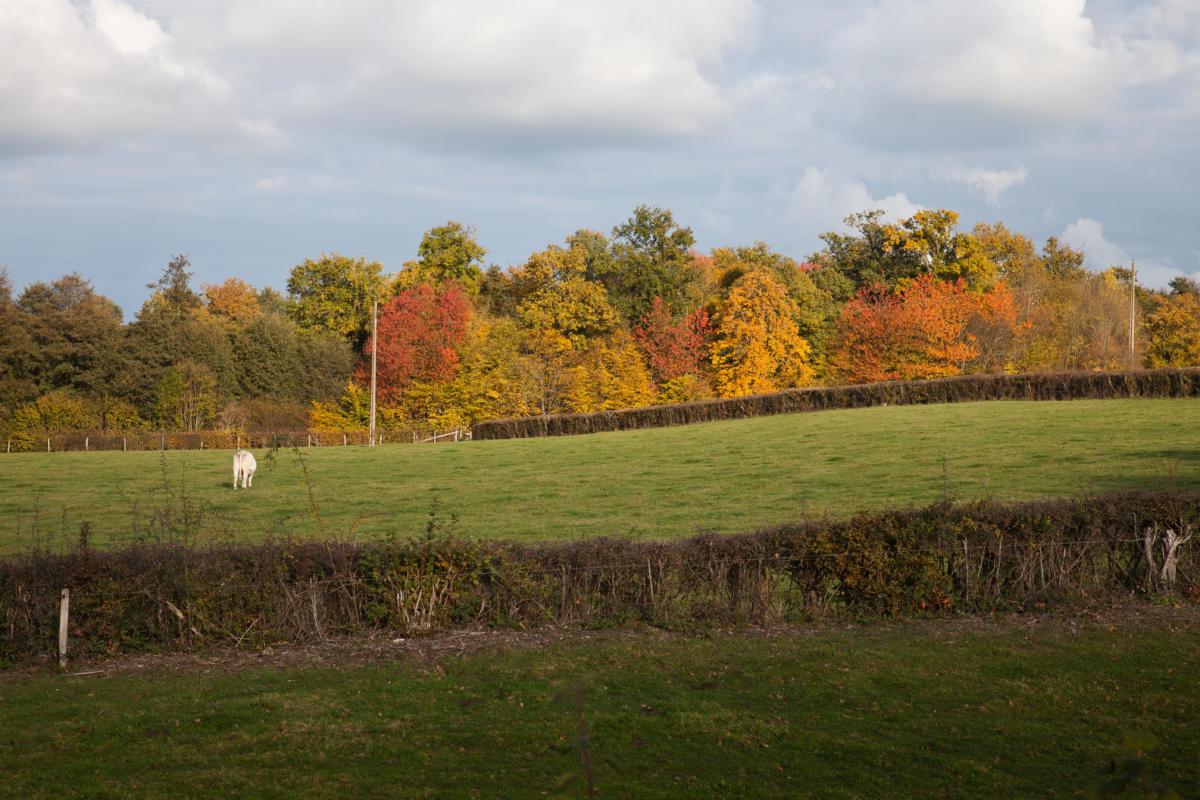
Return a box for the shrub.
[1,491,1196,664]
[472,367,1200,440]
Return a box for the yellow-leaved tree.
[565,332,656,413]
[710,271,814,397]
[1144,292,1200,368]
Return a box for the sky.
[1,0,1198,316]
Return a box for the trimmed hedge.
[2,491,1197,664]
[472,368,1200,439]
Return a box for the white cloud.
[252,173,340,194]
[174,0,759,148]
[0,0,273,155]
[780,166,921,233]
[1060,217,1190,288]
[823,0,1187,139]
[932,165,1027,204]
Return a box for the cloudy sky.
[1,0,1197,314]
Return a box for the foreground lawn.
[0,398,1196,550]
[1,612,1197,798]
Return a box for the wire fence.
[3,428,473,453]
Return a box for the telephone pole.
[1128,259,1137,366]
[368,299,378,447]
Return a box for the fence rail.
[3,428,472,453]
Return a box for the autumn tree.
[516,277,617,351]
[565,332,657,413]
[1144,292,1200,368]
[829,276,1022,383]
[286,253,387,347]
[712,243,840,365]
[361,283,472,403]
[710,271,814,397]
[204,278,261,325]
[633,296,712,385]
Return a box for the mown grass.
[1,614,1197,799]
[0,398,1196,551]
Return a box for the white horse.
[233,449,257,489]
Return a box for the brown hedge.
[471,368,1200,440]
[2,490,1196,665]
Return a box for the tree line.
[1,206,1197,446]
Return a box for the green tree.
[1167,276,1200,296]
[399,222,487,295]
[286,253,387,347]
[146,254,202,314]
[0,269,39,412]
[16,273,124,396]
[819,209,1000,292]
[604,206,699,320]
[232,314,305,402]
[155,360,219,431]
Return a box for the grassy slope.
[0,398,1196,551]
[2,615,1197,799]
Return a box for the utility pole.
[1129,259,1137,366]
[369,298,378,447]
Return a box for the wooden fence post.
[160,435,164,451]
[122,437,127,452]
[58,588,70,669]
[47,438,51,453]
[84,436,89,452]
[307,433,312,447]
[343,433,347,446]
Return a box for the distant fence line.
[472,367,1200,440]
[4,428,472,454]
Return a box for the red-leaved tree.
[633,296,713,384]
[357,284,472,402]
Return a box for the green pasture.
[2,614,1197,799]
[0,398,1197,551]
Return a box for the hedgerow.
[1,490,1196,664]
[472,367,1200,439]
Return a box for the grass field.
[0,398,1197,551]
[1,611,1197,799]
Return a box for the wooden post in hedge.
[84,436,89,452]
[122,437,127,452]
[58,588,70,669]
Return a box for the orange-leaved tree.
[710,271,814,397]
[829,275,1020,384]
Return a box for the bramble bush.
[1,490,1196,664]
